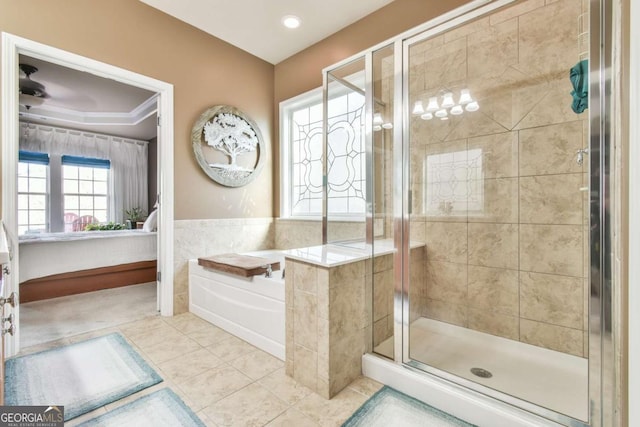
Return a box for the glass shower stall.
[322,0,613,425]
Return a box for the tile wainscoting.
[275,219,323,250]
[173,218,275,313]
[173,218,375,314]
[275,218,386,250]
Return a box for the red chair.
[64,212,79,232]
[72,215,98,231]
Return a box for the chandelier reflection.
[412,89,479,121]
[373,112,393,131]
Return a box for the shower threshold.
[374,317,588,421]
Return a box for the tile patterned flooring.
[19,312,383,426]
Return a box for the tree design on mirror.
[192,105,266,187]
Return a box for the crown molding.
[18,93,158,126]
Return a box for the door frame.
[1,33,175,357]
[628,0,639,423]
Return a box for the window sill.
[18,229,156,244]
[277,216,366,223]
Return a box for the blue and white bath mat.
[342,386,476,427]
[78,388,205,427]
[5,333,162,421]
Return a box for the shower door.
[322,45,402,362]
[401,0,591,424]
[370,44,398,360]
[323,57,368,246]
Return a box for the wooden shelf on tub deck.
[197,253,281,278]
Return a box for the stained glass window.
[284,90,366,217]
[424,148,483,217]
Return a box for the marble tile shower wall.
[173,218,275,313]
[372,247,426,350]
[408,0,589,357]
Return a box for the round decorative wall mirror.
[191,105,266,187]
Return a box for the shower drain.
[470,367,493,378]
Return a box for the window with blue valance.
[20,122,148,226]
[61,155,110,169]
[18,150,49,165]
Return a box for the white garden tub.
[188,250,285,360]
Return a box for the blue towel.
[570,59,588,114]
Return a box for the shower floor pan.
[374,317,588,421]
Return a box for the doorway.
[1,33,175,357]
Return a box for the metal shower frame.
[321,0,615,425]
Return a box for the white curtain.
[19,122,148,223]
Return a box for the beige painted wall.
[273,0,472,217]
[1,0,475,219]
[0,0,274,220]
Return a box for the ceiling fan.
[19,63,48,109]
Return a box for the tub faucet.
[263,263,273,278]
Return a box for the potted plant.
[124,207,147,229]
[85,222,127,231]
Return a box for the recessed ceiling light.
[282,15,301,29]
